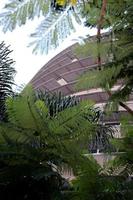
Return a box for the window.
[71,58,78,62]
[57,78,67,86]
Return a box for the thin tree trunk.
[97,0,107,39]
[96,0,133,115]
[107,91,133,116]
[119,101,133,116]
[97,0,107,69]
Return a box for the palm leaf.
[0,41,16,121]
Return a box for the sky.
[0,1,97,88]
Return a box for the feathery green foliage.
[0,0,82,54]
[69,118,133,200]
[36,90,116,152]
[29,6,78,54]
[75,0,133,113]
[0,41,16,121]
[0,86,101,199]
[108,115,133,177]
[70,2,133,198]
[0,88,131,199]
[0,0,49,31]
[76,63,123,90]
[74,38,111,59]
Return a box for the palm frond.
[0,41,16,121]
[36,90,79,117]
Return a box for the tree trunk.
[119,101,133,116]
[97,0,107,69]
[97,0,107,39]
[107,90,133,116]
[96,1,133,116]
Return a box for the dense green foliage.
[76,0,133,113]
[0,1,132,199]
[72,1,133,198]
[109,116,133,177]
[0,87,131,200]
[36,90,116,153]
[0,87,102,199]
[69,118,133,200]
[0,41,16,121]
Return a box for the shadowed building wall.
[30,36,133,123]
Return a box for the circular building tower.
[30,38,133,124]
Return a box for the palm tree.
[0,41,16,121]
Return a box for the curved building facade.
[30,39,133,123]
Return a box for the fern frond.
[48,101,95,143]
[74,39,111,58]
[0,0,83,54]
[76,64,123,90]
[0,0,49,32]
[29,6,77,54]
[6,86,48,133]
